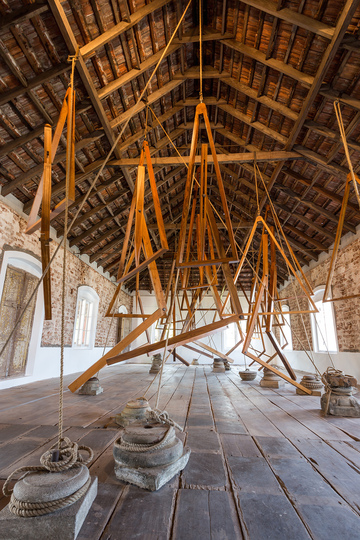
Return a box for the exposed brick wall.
[0,199,132,348]
[279,233,360,353]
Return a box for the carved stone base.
[0,477,97,540]
[321,387,360,417]
[239,369,257,381]
[79,377,103,396]
[223,360,231,371]
[260,367,285,388]
[149,353,162,374]
[115,397,151,427]
[191,358,199,365]
[296,375,323,396]
[213,358,225,373]
[113,423,190,491]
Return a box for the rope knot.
[147,409,183,432]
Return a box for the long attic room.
[1,0,360,538]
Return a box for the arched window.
[279,304,292,351]
[73,286,99,349]
[311,287,338,353]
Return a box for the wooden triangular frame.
[324,172,360,303]
[174,103,243,318]
[26,87,76,235]
[106,140,168,318]
[238,220,314,394]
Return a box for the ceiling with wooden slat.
[1,0,360,290]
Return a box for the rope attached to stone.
[147,408,183,432]
[116,425,173,453]
[2,437,94,517]
[321,367,347,416]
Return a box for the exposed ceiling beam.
[238,0,335,39]
[80,0,173,58]
[112,151,301,167]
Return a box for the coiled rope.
[2,437,94,517]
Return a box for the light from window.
[74,298,94,347]
[279,305,292,351]
[224,321,245,351]
[73,286,99,349]
[314,297,337,352]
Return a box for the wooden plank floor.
[1,364,360,539]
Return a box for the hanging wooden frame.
[26,87,76,235]
[323,172,360,303]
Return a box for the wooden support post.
[41,124,52,321]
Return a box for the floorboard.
[0,365,359,539]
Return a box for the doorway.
[0,264,39,378]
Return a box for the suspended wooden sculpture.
[323,171,360,302]
[25,70,76,320]
[176,103,242,319]
[234,215,316,394]
[69,139,170,392]
[324,101,360,303]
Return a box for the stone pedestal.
[79,377,103,396]
[115,397,151,427]
[213,358,225,373]
[191,358,199,365]
[321,369,360,417]
[260,367,285,388]
[149,354,162,374]
[113,423,190,491]
[296,375,323,396]
[0,469,97,540]
[239,369,257,381]
[223,359,231,371]
[321,387,360,417]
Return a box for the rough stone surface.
[115,398,151,427]
[149,354,162,374]
[79,377,104,396]
[13,465,89,503]
[321,388,360,417]
[213,358,225,373]
[239,370,257,381]
[0,477,97,540]
[260,368,286,388]
[296,375,323,396]
[114,448,191,491]
[113,422,190,491]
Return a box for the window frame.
[279,304,293,351]
[310,286,338,353]
[73,286,99,350]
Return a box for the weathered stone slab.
[0,477,98,540]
